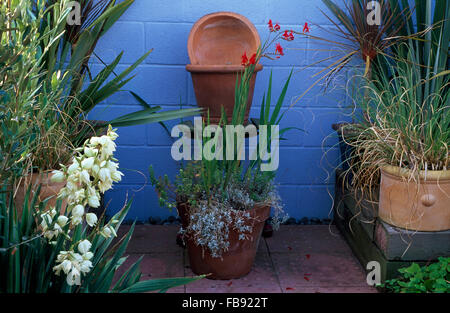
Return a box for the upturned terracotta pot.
[379,165,450,231]
[14,171,67,217]
[186,12,263,124]
[185,204,270,280]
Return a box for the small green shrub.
[383,257,450,293]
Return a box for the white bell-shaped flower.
[78,240,92,255]
[86,213,98,227]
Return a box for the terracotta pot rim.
[186,64,263,73]
[381,165,450,181]
[187,11,261,65]
[179,201,270,211]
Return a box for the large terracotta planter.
[186,12,263,124]
[379,165,450,231]
[14,171,67,217]
[186,204,270,280]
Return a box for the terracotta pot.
[186,12,263,124]
[379,165,450,231]
[14,171,67,217]
[186,204,270,280]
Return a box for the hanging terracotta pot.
[378,165,450,231]
[186,12,263,124]
[186,204,270,280]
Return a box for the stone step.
[374,220,450,261]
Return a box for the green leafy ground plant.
[383,257,450,293]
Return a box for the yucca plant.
[0,185,203,293]
[0,3,204,292]
[0,125,203,293]
[35,0,201,148]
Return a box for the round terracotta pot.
[186,12,263,124]
[379,165,450,231]
[186,204,270,280]
[14,171,67,217]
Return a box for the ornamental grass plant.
[345,0,449,192]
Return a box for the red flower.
[249,53,257,65]
[282,30,294,41]
[268,19,274,32]
[274,23,280,31]
[241,52,248,66]
[275,43,284,56]
[303,22,310,33]
[242,52,257,67]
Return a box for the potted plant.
[2,1,201,215]
[293,0,406,177]
[151,57,294,278]
[348,0,450,231]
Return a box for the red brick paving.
[115,225,377,293]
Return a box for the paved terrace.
[115,225,377,293]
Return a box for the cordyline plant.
[288,0,410,106]
[149,23,304,257]
[345,0,450,191]
[0,126,202,293]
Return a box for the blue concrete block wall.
[89,0,355,221]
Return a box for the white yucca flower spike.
[49,124,122,285]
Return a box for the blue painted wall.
[89,0,355,221]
